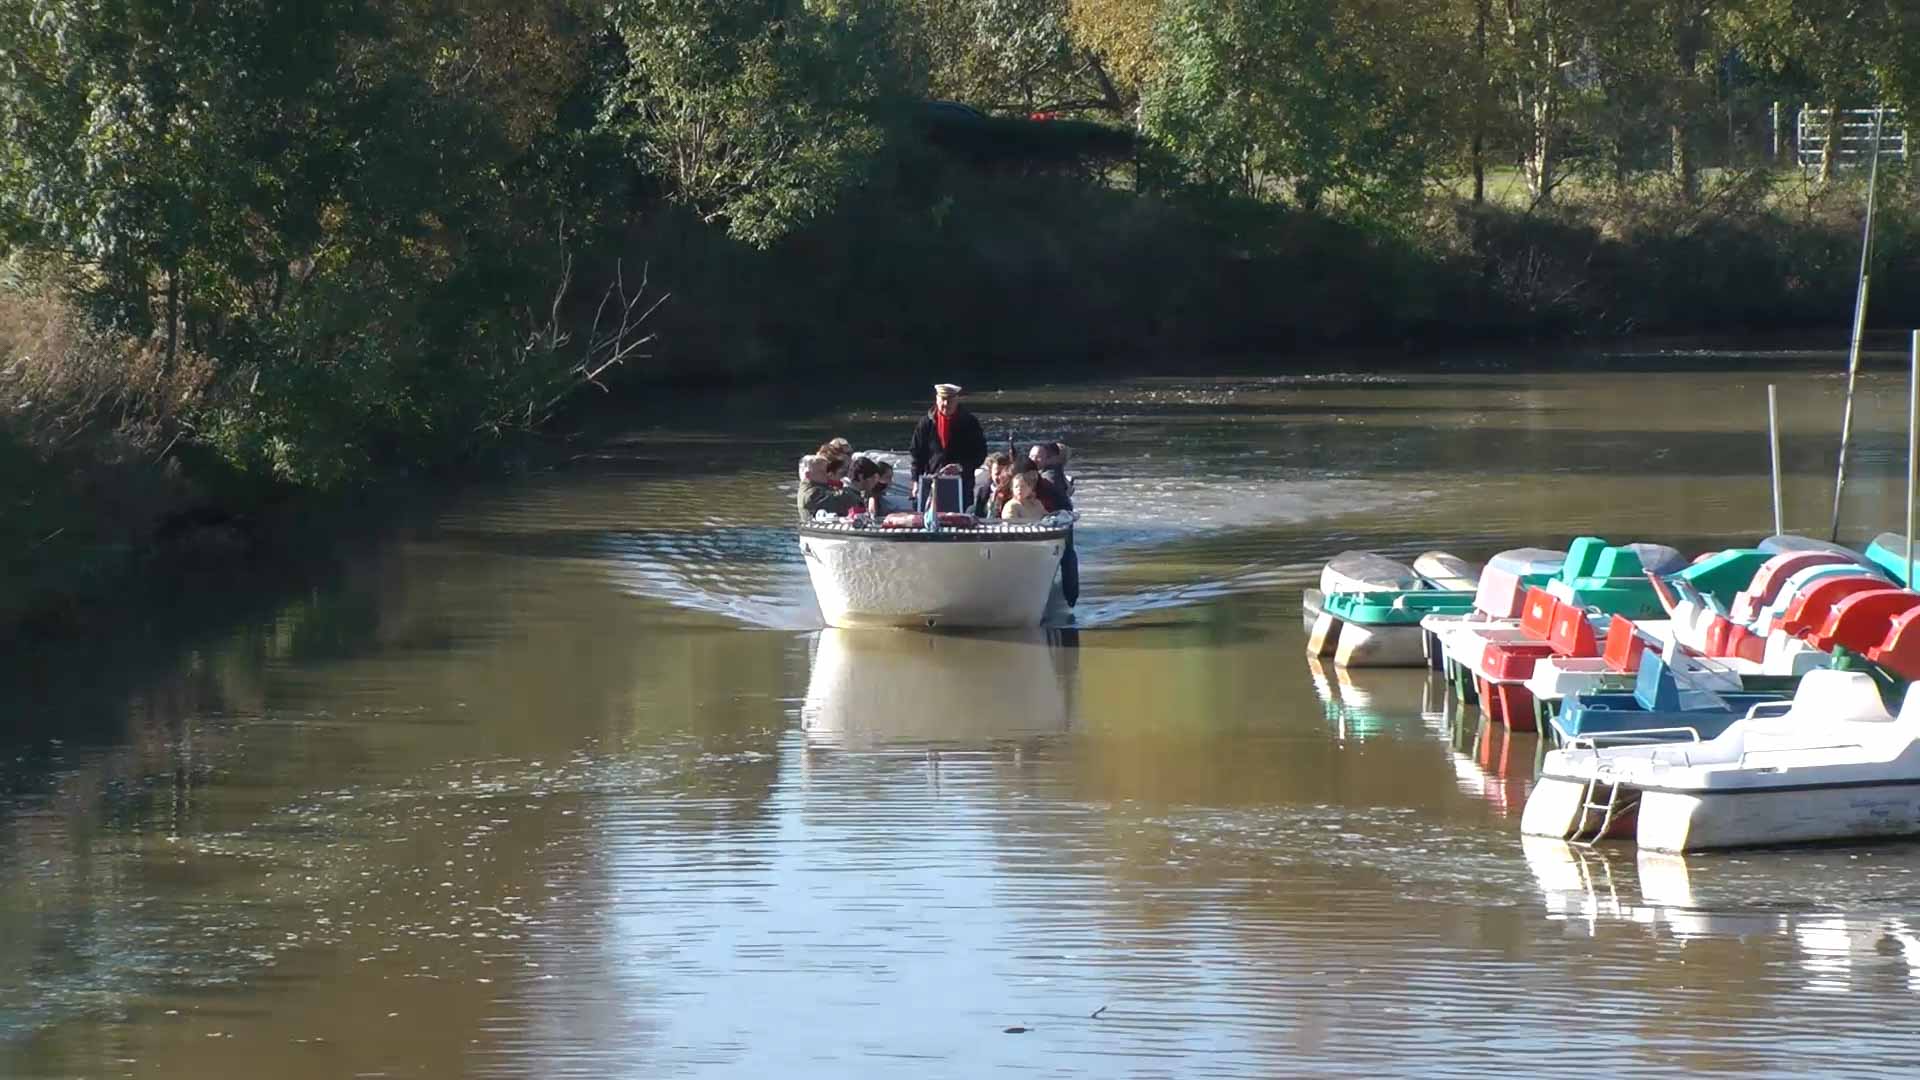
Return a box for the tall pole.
[1769,384,1784,537]
[1831,109,1887,542]
[1908,330,1917,589]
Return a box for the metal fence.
[1796,106,1907,169]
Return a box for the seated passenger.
[971,452,1014,520]
[871,460,903,513]
[849,457,886,515]
[1023,446,1079,606]
[797,454,863,519]
[1026,442,1073,511]
[1001,470,1047,523]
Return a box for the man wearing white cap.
[909,383,989,511]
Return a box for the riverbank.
[8,175,1920,645]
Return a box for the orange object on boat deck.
[1601,615,1649,673]
[1547,605,1601,657]
[1518,587,1558,639]
[1702,615,1735,657]
[1476,591,1593,732]
[1808,588,1920,654]
[1779,575,1888,638]
[1867,605,1920,679]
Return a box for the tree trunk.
[1670,3,1703,203]
[1820,100,1842,185]
[1507,0,1557,207]
[164,268,179,375]
[1083,50,1128,120]
[1532,88,1556,205]
[1471,0,1488,204]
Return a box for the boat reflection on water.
[1444,695,1533,815]
[1524,837,1920,990]
[1520,836,1765,938]
[1303,656,1445,743]
[800,628,1080,749]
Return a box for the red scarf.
[934,408,950,448]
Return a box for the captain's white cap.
[933,383,964,397]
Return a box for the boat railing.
[801,516,1074,538]
[1737,742,1866,767]
[1564,725,1705,750]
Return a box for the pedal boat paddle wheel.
[799,515,1074,629]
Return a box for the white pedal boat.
[1523,669,1920,852]
[799,517,1072,629]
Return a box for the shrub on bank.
[0,282,212,633]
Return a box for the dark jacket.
[797,481,861,520]
[909,408,989,502]
[972,482,1011,521]
[1036,466,1073,512]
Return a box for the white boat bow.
[799,515,1074,629]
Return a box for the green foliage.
[1142,0,1440,214]
[0,0,642,488]
[600,0,909,247]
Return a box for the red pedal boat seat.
[1810,588,1920,654]
[1868,605,1920,680]
[1780,575,1887,638]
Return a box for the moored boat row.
[1307,532,1920,852]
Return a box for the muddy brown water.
[10,354,1920,1077]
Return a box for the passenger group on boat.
[792,382,1083,629]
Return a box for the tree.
[0,1,384,366]
[1065,0,1164,116]
[1729,0,1897,184]
[600,0,909,247]
[1497,0,1581,206]
[1143,0,1444,214]
[0,0,629,486]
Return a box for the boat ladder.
[1568,773,1638,847]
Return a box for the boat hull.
[1331,622,1430,667]
[1637,784,1920,852]
[1521,774,1638,841]
[799,524,1067,629]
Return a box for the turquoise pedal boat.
[1304,550,1482,668]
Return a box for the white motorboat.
[1523,669,1920,851]
[799,516,1072,629]
[799,628,1076,747]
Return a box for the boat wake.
[597,463,1432,631]
[601,525,824,630]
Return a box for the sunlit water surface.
[10,356,1920,1077]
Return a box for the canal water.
[10,353,1920,1077]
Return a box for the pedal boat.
[1523,669,1920,851]
[1302,551,1481,668]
